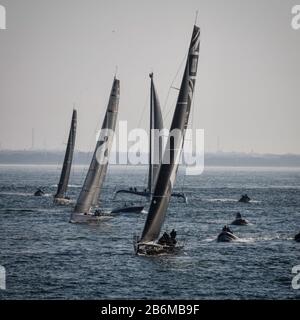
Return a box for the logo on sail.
[0,5,6,30]
[0,265,6,290]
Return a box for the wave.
[202,234,292,243]
[203,198,261,203]
[50,184,81,188]
[0,192,33,196]
[205,198,237,203]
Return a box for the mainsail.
[148,73,164,195]
[74,78,120,213]
[54,109,77,199]
[140,25,200,242]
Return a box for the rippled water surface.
[0,165,300,299]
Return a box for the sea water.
[0,165,300,299]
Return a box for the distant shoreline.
[0,150,299,168]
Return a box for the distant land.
[0,150,299,167]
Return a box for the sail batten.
[54,109,77,199]
[74,78,120,213]
[140,25,200,243]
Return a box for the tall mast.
[140,25,200,242]
[148,73,154,194]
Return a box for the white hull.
[69,212,112,224]
[53,197,72,205]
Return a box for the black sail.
[74,78,120,213]
[54,109,77,199]
[140,25,200,242]
[148,73,164,195]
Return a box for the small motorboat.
[231,212,249,225]
[217,226,239,242]
[34,188,45,197]
[238,194,251,203]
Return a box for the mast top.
[149,72,153,79]
[194,10,199,25]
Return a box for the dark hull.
[135,242,183,256]
[217,231,239,242]
[111,206,144,214]
[238,197,251,203]
[115,189,187,203]
[34,191,44,197]
[295,233,300,242]
[231,218,249,225]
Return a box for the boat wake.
[0,191,34,197]
[206,198,237,203]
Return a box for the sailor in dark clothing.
[171,229,176,237]
[236,212,242,219]
[222,225,233,234]
[239,194,251,203]
[170,229,177,245]
[158,232,170,245]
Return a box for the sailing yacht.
[70,77,120,223]
[114,73,187,203]
[135,24,200,255]
[54,109,77,205]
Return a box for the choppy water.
[0,165,300,299]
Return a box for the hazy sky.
[0,0,299,154]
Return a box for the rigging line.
[162,51,188,120]
[195,10,199,25]
[138,90,151,185]
[115,87,150,193]
[79,103,106,184]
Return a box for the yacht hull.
[69,213,111,224]
[54,197,72,205]
[135,241,183,256]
